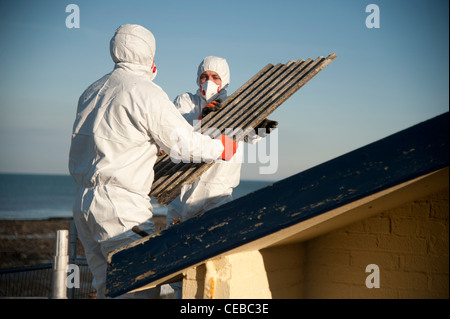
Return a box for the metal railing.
[0,221,95,299]
[0,259,94,299]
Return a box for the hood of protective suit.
[110,24,156,68]
[196,56,230,89]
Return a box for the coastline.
[0,215,167,269]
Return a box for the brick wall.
[183,251,274,299]
[182,187,448,299]
[302,187,449,298]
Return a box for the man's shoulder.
[109,69,164,92]
[174,92,199,107]
[145,81,168,95]
[121,74,170,101]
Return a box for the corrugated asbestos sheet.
[151,53,337,206]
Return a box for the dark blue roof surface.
[106,112,449,297]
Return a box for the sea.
[0,173,273,220]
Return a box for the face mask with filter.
[201,80,221,102]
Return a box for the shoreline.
[0,215,166,269]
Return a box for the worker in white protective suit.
[166,56,278,298]
[167,56,278,225]
[68,26,237,299]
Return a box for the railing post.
[51,229,69,299]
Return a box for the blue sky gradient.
[0,0,448,181]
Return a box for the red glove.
[218,135,237,161]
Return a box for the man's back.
[69,65,162,197]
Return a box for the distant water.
[0,174,273,220]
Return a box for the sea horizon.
[0,173,274,220]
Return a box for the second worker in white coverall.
[166,56,278,298]
[167,56,278,225]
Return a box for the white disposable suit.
[68,25,224,298]
[166,56,259,299]
[166,56,259,225]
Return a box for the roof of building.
[106,112,449,297]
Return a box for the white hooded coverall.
[166,56,259,224]
[68,25,224,298]
[166,56,259,299]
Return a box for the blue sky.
[0,0,448,181]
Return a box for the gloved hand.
[254,118,278,137]
[218,134,237,161]
[157,149,165,157]
[199,99,223,120]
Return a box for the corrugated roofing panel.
[151,54,337,205]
